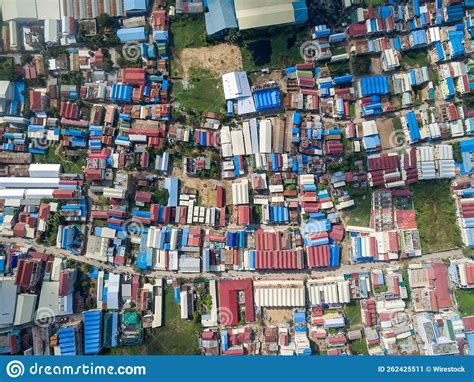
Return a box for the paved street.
[0,236,463,281]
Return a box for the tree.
[96,13,115,28]
[21,53,33,65]
[106,34,120,47]
[192,311,201,323]
[153,188,169,205]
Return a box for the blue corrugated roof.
[164,178,178,207]
[117,27,147,42]
[293,0,308,24]
[253,88,281,112]
[204,0,238,35]
[359,76,390,96]
[124,0,149,12]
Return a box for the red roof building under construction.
[218,279,254,326]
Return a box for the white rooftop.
[222,71,252,100]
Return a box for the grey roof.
[0,279,18,326]
[14,294,37,325]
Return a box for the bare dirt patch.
[378,118,396,150]
[370,57,383,75]
[264,308,294,325]
[177,44,243,80]
[171,164,232,207]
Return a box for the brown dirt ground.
[264,308,294,325]
[171,164,232,207]
[370,57,383,75]
[177,44,243,80]
[377,118,397,150]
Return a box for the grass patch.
[108,286,201,355]
[173,67,225,114]
[401,267,411,301]
[344,300,362,327]
[352,56,372,76]
[240,46,259,72]
[33,145,87,174]
[393,116,402,131]
[364,0,386,6]
[327,61,351,77]
[452,142,463,163]
[432,69,439,86]
[412,180,462,253]
[240,29,309,71]
[349,338,369,355]
[169,16,208,77]
[0,57,15,81]
[170,16,208,50]
[400,49,430,68]
[344,189,372,226]
[454,289,474,317]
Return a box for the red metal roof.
[462,316,474,332]
[431,263,453,309]
[347,23,367,37]
[218,279,254,326]
[29,90,42,111]
[216,185,225,208]
[135,191,152,203]
[395,210,417,230]
[122,68,146,86]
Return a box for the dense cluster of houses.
[0,0,472,358]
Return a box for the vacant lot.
[401,49,430,68]
[0,57,15,81]
[33,144,87,174]
[455,289,474,317]
[177,44,243,80]
[170,17,208,51]
[378,118,398,150]
[412,181,462,253]
[344,300,362,327]
[349,338,369,355]
[265,308,294,325]
[109,286,201,355]
[173,67,225,114]
[343,189,372,227]
[241,29,310,71]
